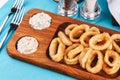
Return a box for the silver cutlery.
[0,0,24,33]
[0,7,25,50]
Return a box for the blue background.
[0,0,120,80]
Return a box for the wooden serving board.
[7,9,120,80]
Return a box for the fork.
[0,7,25,50]
[0,0,24,33]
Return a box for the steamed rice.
[17,36,39,54]
[29,12,52,30]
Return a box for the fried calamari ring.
[111,34,120,53]
[89,27,100,33]
[103,49,120,75]
[70,24,90,42]
[49,38,65,62]
[65,24,78,36]
[107,43,112,50]
[80,31,99,47]
[58,31,72,46]
[64,44,84,64]
[79,48,93,69]
[86,50,103,74]
[104,49,120,67]
[89,33,111,50]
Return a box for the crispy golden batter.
[89,33,112,50]
[103,49,120,74]
[65,24,78,36]
[49,23,120,75]
[64,44,84,64]
[86,50,103,74]
[79,48,93,69]
[70,24,90,42]
[111,34,120,53]
[80,31,99,47]
[58,31,72,46]
[49,38,65,62]
[89,26,100,33]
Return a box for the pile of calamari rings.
[49,24,120,75]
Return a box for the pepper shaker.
[58,0,78,17]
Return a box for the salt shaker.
[80,0,101,20]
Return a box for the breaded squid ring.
[103,49,120,75]
[80,31,99,47]
[86,50,103,74]
[64,44,84,64]
[89,33,111,50]
[111,34,120,53]
[89,27,100,33]
[104,49,120,67]
[107,43,113,50]
[58,31,72,46]
[49,38,65,62]
[65,24,78,36]
[79,48,93,69]
[70,24,90,42]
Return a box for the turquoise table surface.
[0,0,120,80]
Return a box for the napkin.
[107,0,120,26]
[0,0,8,9]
